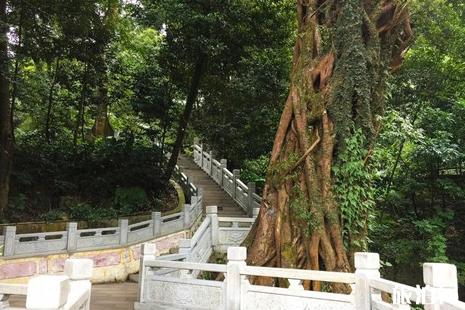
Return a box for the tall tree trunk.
[91,55,113,138]
[74,61,89,147]
[10,3,23,142]
[164,54,206,181]
[45,58,60,143]
[246,0,412,291]
[0,0,13,217]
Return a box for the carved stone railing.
[193,141,261,217]
[0,259,93,310]
[137,244,465,310]
[1,164,203,258]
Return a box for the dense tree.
[0,0,13,216]
[246,0,412,290]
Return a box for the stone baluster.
[200,144,204,168]
[119,219,129,245]
[183,204,191,227]
[64,259,94,310]
[423,263,458,310]
[152,212,161,236]
[247,182,256,217]
[354,252,381,310]
[252,208,260,219]
[226,247,247,310]
[208,151,213,176]
[138,243,159,303]
[220,159,227,188]
[207,206,219,247]
[2,226,16,257]
[178,239,192,261]
[232,169,240,199]
[66,222,78,252]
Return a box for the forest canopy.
[0,0,464,296]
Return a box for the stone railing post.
[220,159,227,187]
[423,263,458,310]
[178,239,192,261]
[232,169,240,199]
[207,206,219,247]
[26,275,70,309]
[354,252,380,310]
[118,219,129,245]
[138,243,159,302]
[64,258,94,310]
[2,226,16,257]
[183,204,191,227]
[247,182,256,217]
[200,144,204,167]
[226,247,246,310]
[209,151,214,176]
[66,222,78,251]
[152,212,161,236]
[252,208,260,219]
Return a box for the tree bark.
[91,53,114,138]
[74,61,89,147]
[0,0,13,217]
[164,54,206,181]
[246,0,412,292]
[45,58,60,143]
[10,3,23,142]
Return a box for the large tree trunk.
[246,0,412,291]
[164,54,205,181]
[45,58,60,143]
[92,55,114,138]
[0,0,13,217]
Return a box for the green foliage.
[114,187,148,215]
[240,155,269,193]
[333,129,376,252]
[413,210,453,263]
[6,138,165,222]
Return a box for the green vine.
[333,129,376,252]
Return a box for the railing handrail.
[241,265,356,284]
[0,283,28,295]
[145,259,227,273]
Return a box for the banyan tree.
[246,0,412,290]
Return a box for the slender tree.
[0,0,13,216]
[246,0,412,291]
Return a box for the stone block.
[354,252,380,270]
[26,275,70,309]
[423,263,457,288]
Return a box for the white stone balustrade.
[193,142,261,217]
[1,183,203,258]
[136,239,465,309]
[0,258,93,310]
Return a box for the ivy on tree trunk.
[246,0,412,292]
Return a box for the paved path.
[9,282,138,310]
[9,155,245,309]
[177,155,247,217]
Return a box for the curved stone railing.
[193,142,261,216]
[1,163,203,258]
